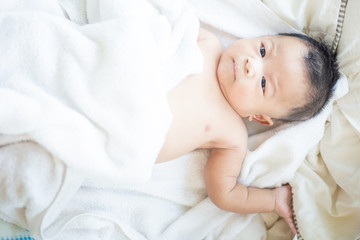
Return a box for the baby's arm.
[205,148,274,213]
[205,148,296,233]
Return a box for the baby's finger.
[285,216,297,235]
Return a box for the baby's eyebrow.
[266,40,278,98]
[269,39,277,57]
[270,75,278,98]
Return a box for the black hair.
[278,33,340,122]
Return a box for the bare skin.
[156,28,305,234]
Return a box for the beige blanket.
[287,0,360,238]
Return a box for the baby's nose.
[245,58,258,78]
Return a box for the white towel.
[0,0,202,238]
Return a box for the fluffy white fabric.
[0,0,200,184]
[0,0,202,237]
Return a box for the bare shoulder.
[222,115,248,150]
[197,28,223,53]
[198,28,217,41]
[203,111,248,152]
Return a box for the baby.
[156,28,340,234]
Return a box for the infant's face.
[217,35,308,121]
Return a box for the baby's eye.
[260,44,266,58]
[261,76,266,94]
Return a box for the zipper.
[292,207,304,240]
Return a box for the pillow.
[261,0,342,50]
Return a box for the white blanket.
[0,0,350,239]
[0,0,204,183]
[0,0,202,237]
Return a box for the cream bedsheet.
[263,0,360,239]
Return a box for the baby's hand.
[274,185,297,234]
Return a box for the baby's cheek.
[230,92,251,112]
[235,86,256,103]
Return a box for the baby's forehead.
[270,36,310,114]
[258,34,308,49]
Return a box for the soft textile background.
[263,0,360,239]
[0,0,358,239]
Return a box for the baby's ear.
[251,114,274,126]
